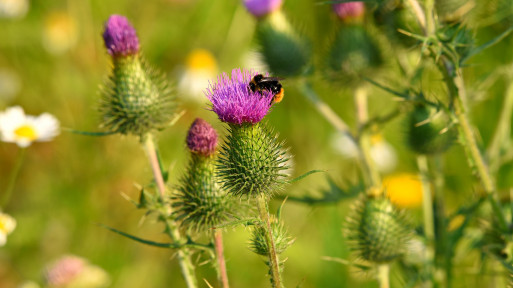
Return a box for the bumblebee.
[248,74,284,104]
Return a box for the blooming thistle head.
[186,118,218,157]
[205,68,274,126]
[99,14,175,137]
[102,15,139,57]
[243,0,283,18]
[332,2,365,23]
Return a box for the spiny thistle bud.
[255,11,311,77]
[243,0,283,18]
[205,69,290,197]
[250,216,294,256]
[346,196,411,263]
[333,2,365,23]
[99,15,175,137]
[325,24,382,84]
[173,119,234,233]
[407,103,455,155]
[186,118,218,157]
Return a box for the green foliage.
[217,122,290,198]
[100,56,176,137]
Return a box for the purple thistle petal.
[243,0,283,18]
[332,2,365,21]
[205,68,275,125]
[186,118,218,156]
[102,15,140,57]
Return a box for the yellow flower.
[42,11,78,55]
[0,212,16,246]
[0,106,60,147]
[177,49,218,101]
[383,173,423,208]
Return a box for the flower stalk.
[377,264,390,288]
[417,155,435,287]
[214,229,230,288]
[142,134,198,288]
[1,147,25,208]
[257,193,282,288]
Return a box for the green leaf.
[99,224,179,248]
[62,128,117,137]
[213,218,261,229]
[463,26,513,63]
[283,177,363,205]
[287,169,325,184]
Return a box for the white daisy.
[0,106,60,148]
[0,212,16,246]
[331,132,397,173]
[177,49,218,102]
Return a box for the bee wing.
[259,76,284,82]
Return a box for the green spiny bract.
[325,25,382,84]
[172,154,234,233]
[100,55,175,137]
[256,12,311,77]
[407,103,455,155]
[249,216,294,256]
[346,195,411,263]
[217,122,290,198]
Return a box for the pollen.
[14,124,37,141]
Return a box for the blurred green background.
[1,0,513,287]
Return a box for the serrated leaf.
[63,128,117,137]
[99,223,179,248]
[283,177,363,205]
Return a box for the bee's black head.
[253,74,264,82]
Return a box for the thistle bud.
[407,103,455,155]
[99,15,175,137]
[173,118,234,233]
[250,216,294,256]
[186,118,218,157]
[332,2,365,23]
[243,0,283,18]
[325,25,382,84]
[346,196,411,263]
[254,11,311,77]
[205,69,290,198]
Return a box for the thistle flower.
[207,69,290,197]
[0,212,16,246]
[346,196,411,263]
[173,118,234,232]
[243,0,283,18]
[44,255,110,288]
[0,106,60,148]
[186,118,218,157]
[205,68,274,125]
[102,15,139,57]
[383,173,423,209]
[332,2,365,23]
[99,14,175,136]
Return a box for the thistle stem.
[417,155,435,288]
[142,134,198,288]
[1,148,26,208]
[438,64,507,231]
[377,264,390,288]
[214,229,230,288]
[355,86,381,190]
[256,193,282,288]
